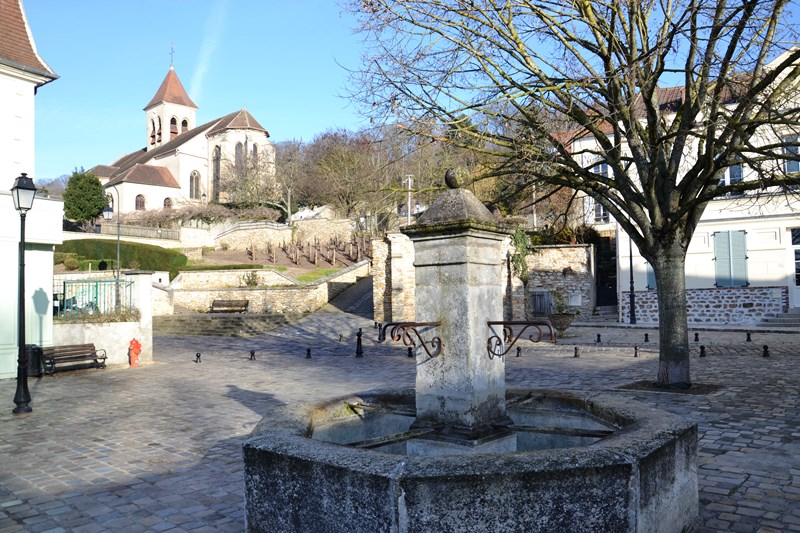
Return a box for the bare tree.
[220,145,276,208]
[274,140,307,223]
[348,0,800,386]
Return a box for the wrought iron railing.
[52,278,134,317]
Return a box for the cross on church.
[170,43,175,66]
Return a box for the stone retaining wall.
[525,245,595,317]
[165,261,371,315]
[619,286,789,324]
[171,269,295,290]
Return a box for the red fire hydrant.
[128,338,142,368]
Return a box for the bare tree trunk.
[653,247,691,387]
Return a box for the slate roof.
[144,66,197,110]
[0,0,57,83]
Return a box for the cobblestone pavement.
[0,310,799,532]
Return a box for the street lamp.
[404,174,413,226]
[201,192,207,204]
[11,173,36,414]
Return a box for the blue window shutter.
[731,230,748,286]
[714,232,731,287]
[646,263,656,290]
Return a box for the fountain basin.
[243,388,698,532]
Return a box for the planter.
[548,313,576,338]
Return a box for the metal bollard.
[407,347,414,358]
[644,333,649,343]
[746,332,752,342]
[699,345,706,358]
[574,346,580,358]
[195,352,201,363]
[596,334,602,344]
[250,350,255,361]
[374,321,378,329]
[339,334,343,342]
[516,346,521,358]
[763,345,770,358]
[355,329,364,358]
[694,332,699,342]
[634,345,639,358]
[306,348,312,359]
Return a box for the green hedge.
[53,252,78,265]
[56,239,188,277]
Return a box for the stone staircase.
[757,309,800,329]
[574,305,619,326]
[153,313,304,337]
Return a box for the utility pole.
[405,174,413,226]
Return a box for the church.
[91,65,274,214]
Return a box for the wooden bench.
[42,344,107,375]
[208,299,249,313]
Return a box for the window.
[157,117,162,142]
[170,117,178,138]
[593,161,609,179]
[792,229,800,285]
[150,119,156,145]
[181,119,189,133]
[235,142,244,174]
[718,164,743,196]
[785,136,799,174]
[714,230,748,287]
[594,200,609,223]
[163,198,172,209]
[252,144,259,165]
[190,170,201,200]
[135,194,145,211]
[212,146,221,202]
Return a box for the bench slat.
[43,343,107,375]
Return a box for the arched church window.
[212,146,221,202]
[235,142,244,174]
[150,119,156,145]
[135,195,146,211]
[164,198,173,209]
[252,144,259,165]
[170,117,178,138]
[157,117,162,143]
[181,119,189,133]
[190,170,201,199]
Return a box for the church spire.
[144,65,197,150]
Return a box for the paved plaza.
[1,307,800,532]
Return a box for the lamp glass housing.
[11,173,36,213]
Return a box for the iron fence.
[52,278,134,317]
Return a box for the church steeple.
[144,66,197,150]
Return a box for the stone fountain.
[243,177,698,532]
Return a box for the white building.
[0,0,62,380]
[91,66,275,214]
[578,51,800,324]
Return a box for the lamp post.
[405,174,413,226]
[12,173,36,414]
[103,187,120,309]
[629,232,637,324]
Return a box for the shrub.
[241,271,259,287]
[63,257,79,271]
[54,252,78,265]
[56,239,188,273]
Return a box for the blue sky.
[24,0,368,181]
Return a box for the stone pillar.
[403,178,511,452]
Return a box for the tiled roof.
[88,165,119,178]
[144,66,197,110]
[207,107,269,137]
[0,0,57,83]
[106,164,180,189]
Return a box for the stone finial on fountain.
[407,170,501,232]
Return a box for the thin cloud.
[189,0,229,103]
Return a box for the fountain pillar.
[403,175,513,454]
